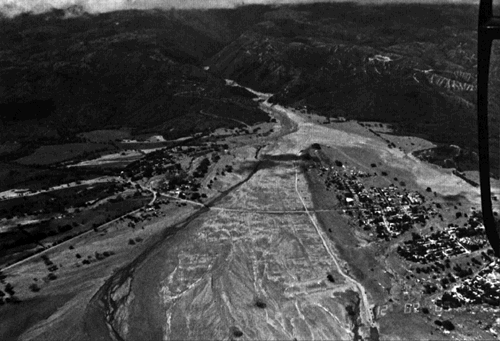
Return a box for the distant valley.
[0,3,499,341]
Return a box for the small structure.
[148,135,166,143]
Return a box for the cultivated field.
[15,143,112,166]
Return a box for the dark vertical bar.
[479,0,493,26]
[477,33,500,257]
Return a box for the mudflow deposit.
[1,3,500,341]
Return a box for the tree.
[442,320,455,331]
[255,299,267,308]
[29,283,41,292]
[5,283,15,296]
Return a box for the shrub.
[371,163,377,168]
[47,273,57,281]
[103,251,114,257]
[442,320,455,331]
[5,283,15,296]
[76,253,82,259]
[255,299,267,309]
[29,283,41,292]
[128,239,136,245]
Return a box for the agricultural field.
[15,143,113,166]
[0,189,150,267]
[78,130,132,143]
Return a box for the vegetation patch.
[15,144,112,166]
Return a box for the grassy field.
[78,130,131,143]
[15,143,113,166]
[0,162,116,192]
[0,195,199,341]
[0,195,150,267]
[0,182,125,219]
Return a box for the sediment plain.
[96,92,482,340]
[2,87,491,341]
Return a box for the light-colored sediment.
[156,161,355,340]
[111,92,483,340]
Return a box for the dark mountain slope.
[2,3,500,172]
[209,3,500,171]
[0,6,271,151]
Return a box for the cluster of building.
[121,148,178,180]
[314,155,500,311]
[397,220,488,264]
[122,141,221,182]
[437,259,499,308]
[322,167,432,240]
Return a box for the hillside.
[2,3,499,172]
[208,2,500,172]
[1,4,500,341]
[0,6,271,152]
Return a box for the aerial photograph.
[0,0,499,340]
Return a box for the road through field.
[293,163,375,328]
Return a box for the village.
[439,260,500,308]
[309,153,499,310]
[317,163,432,241]
[397,217,488,264]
